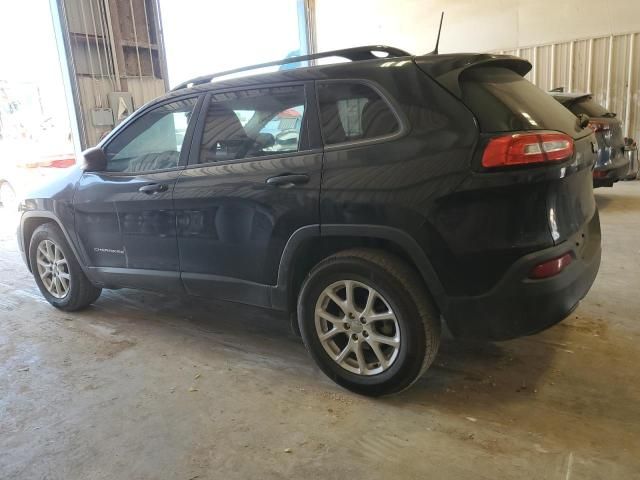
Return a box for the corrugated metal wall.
[498,32,640,141]
[57,0,167,148]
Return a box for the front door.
[74,95,200,291]
[173,83,322,306]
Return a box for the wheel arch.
[272,224,447,315]
[20,211,83,274]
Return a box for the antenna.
[427,12,444,55]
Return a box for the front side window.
[317,82,400,145]
[199,85,305,164]
[105,97,197,173]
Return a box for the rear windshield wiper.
[602,112,617,118]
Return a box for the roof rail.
[171,45,412,91]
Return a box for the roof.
[147,47,533,108]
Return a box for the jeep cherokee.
[17,46,602,396]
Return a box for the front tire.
[297,249,440,396]
[28,223,102,311]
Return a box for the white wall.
[315,0,640,53]
[315,0,640,140]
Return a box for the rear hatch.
[416,55,597,245]
[564,96,626,169]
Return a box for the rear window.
[568,98,611,118]
[460,67,581,136]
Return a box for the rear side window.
[568,98,611,118]
[317,82,399,145]
[199,85,305,164]
[460,67,580,136]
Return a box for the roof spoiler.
[414,53,532,98]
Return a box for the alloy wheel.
[36,239,71,299]
[314,280,401,375]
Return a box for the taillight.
[482,131,574,169]
[588,121,610,133]
[529,253,573,279]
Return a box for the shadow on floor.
[89,287,565,410]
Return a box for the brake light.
[482,132,574,168]
[529,253,573,279]
[588,121,610,133]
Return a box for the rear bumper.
[593,155,630,186]
[443,209,601,340]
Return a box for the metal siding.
[128,77,166,109]
[57,0,168,148]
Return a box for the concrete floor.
[1,183,639,480]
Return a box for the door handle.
[265,174,310,187]
[138,183,169,194]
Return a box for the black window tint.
[317,82,399,145]
[105,98,196,173]
[569,98,610,118]
[199,86,305,164]
[460,67,580,136]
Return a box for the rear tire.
[28,223,102,311]
[297,248,440,396]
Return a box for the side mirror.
[81,147,107,172]
[577,113,590,129]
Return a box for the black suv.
[17,46,601,396]
[550,91,629,187]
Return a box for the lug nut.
[360,317,366,324]
[363,331,369,338]
[344,323,350,329]
[351,333,358,341]
[348,312,355,319]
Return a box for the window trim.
[97,93,204,177]
[187,82,315,169]
[315,78,408,150]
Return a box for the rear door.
[74,95,200,291]
[173,82,322,306]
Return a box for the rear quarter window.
[317,82,400,145]
[460,67,581,136]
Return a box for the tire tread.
[299,247,440,396]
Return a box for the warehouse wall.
[315,0,640,53]
[54,0,167,148]
[315,0,640,140]
[500,34,639,140]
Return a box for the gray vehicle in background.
[623,137,638,180]
[550,92,629,187]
